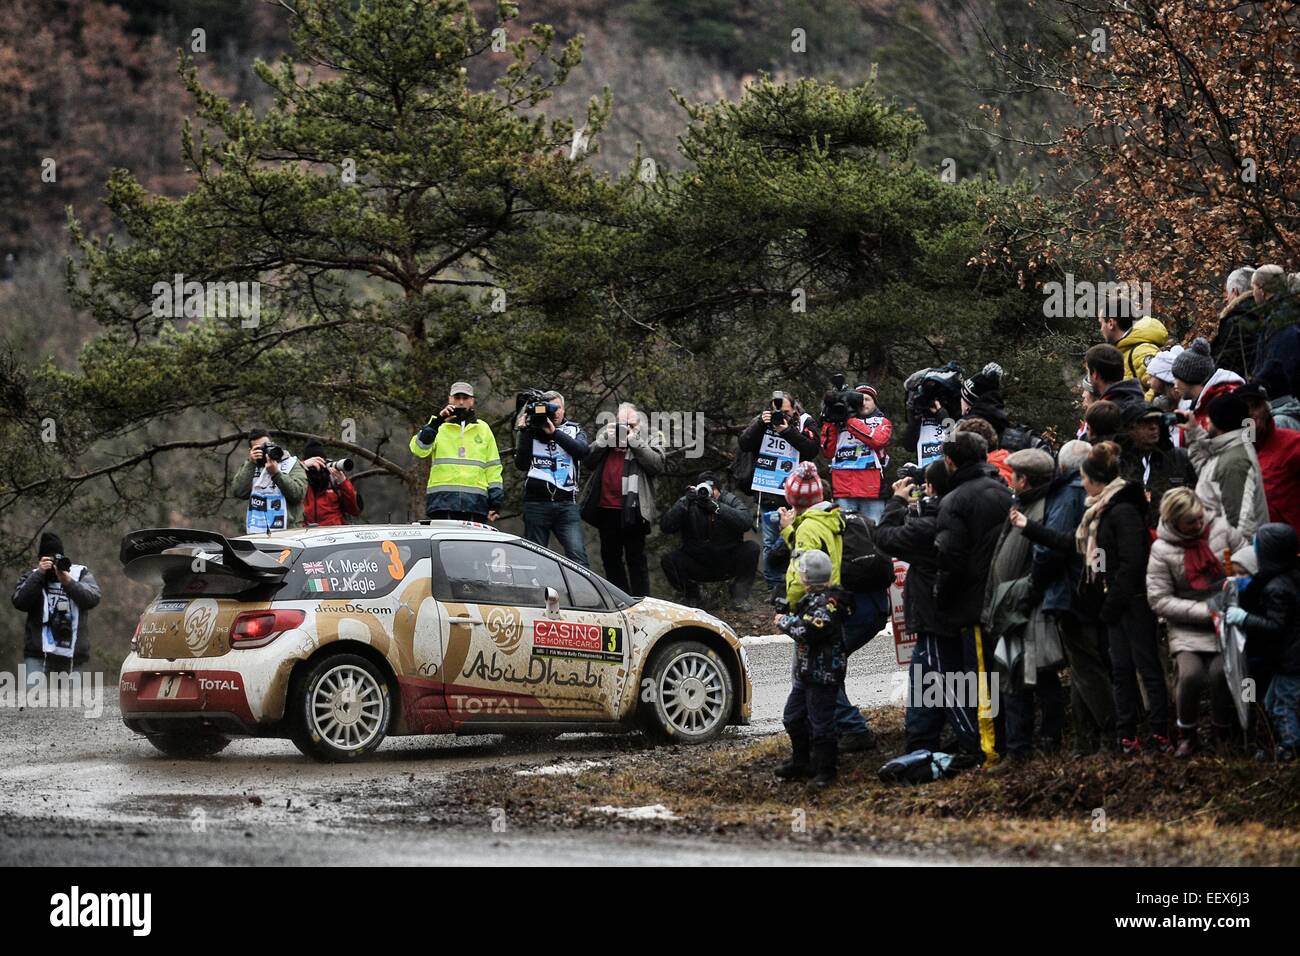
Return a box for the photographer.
[875,463,979,757]
[230,428,308,532]
[902,362,963,468]
[409,382,503,523]
[737,391,820,597]
[514,389,590,566]
[581,402,666,597]
[660,472,759,610]
[819,382,892,523]
[300,440,362,527]
[12,532,101,685]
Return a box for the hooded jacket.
[1239,523,1300,676]
[1116,316,1170,397]
[1147,515,1249,655]
[1187,424,1269,540]
[820,414,892,499]
[1099,377,1146,409]
[934,461,1013,626]
[780,502,845,606]
[659,488,752,558]
[875,494,955,637]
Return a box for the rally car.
[118,521,751,761]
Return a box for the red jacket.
[820,415,892,499]
[304,479,361,526]
[1256,421,1300,530]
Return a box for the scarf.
[620,446,644,529]
[1076,477,1129,583]
[1180,525,1225,591]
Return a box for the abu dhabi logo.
[182,599,219,654]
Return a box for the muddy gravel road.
[0,632,914,865]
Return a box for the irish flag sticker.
[307,578,331,593]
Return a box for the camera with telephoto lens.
[260,443,284,463]
[328,457,354,473]
[768,391,786,429]
[821,373,865,425]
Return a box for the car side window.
[435,541,568,608]
[563,566,606,610]
[280,540,414,600]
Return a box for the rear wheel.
[288,654,391,762]
[639,640,734,744]
[145,733,230,759]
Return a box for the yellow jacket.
[409,419,504,515]
[1116,317,1169,398]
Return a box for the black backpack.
[1000,424,1053,455]
[839,511,894,592]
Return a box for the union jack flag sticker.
[303,561,325,574]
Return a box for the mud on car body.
[118,522,751,761]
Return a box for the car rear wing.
[120,528,293,584]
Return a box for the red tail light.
[230,609,305,648]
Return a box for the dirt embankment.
[431,707,1300,865]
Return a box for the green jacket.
[781,503,844,605]
[230,457,308,530]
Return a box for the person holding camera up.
[300,440,362,527]
[660,472,760,610]
[230,428,308,532]
[12,531,101,686]
[514,389,590,566]
[901,362,964,469]
[581,402,666,596]
[409,382,503,523]
[819,378,893,523]
[737,390,820,598]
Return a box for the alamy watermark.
[151,274,260,327]
[1,666,105,718]
[1043,275,1151,320]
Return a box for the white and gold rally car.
[118,521,751,761]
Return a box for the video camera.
[516,388,558,431]
[690,480,714,501]
[904,362,964,416]
[821,373,865,425]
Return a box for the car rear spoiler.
[120,528,292,583]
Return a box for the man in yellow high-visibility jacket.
[409,382,503,522]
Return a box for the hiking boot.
[984,754,1025,775]
[1145,733,1172,754]
[1174,730,1197,759]
[1119,736,1142,755]
[774,759,812,781]
[809,741,838,790]
[838,728,877,754]
[728,579,754,613]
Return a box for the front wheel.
[639,640,734,744]
[288,654,392,762]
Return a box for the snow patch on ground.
[514,760,608,777]
[587,803,680,821]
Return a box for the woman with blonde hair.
[1146,487,1253,756]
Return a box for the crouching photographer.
[659,472,760,610]
[300,440,362,527]
[11,532,101,686]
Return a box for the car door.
[432,538,628,724]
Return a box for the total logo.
[197,677,240,692]
[450,694,521,716]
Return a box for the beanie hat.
[854,384,877,402]
[1145,345,1184,385]
[1207,392,1250,433]
[795,549,833,587]
[1171,337,1214,386]
[38,531,64,557]
[961,362,1003,402]
[1005,448,1055,487]
[782,461,826,510]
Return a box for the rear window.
[278,540,415,600]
